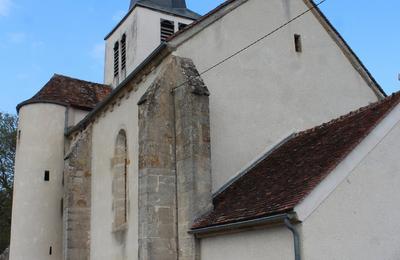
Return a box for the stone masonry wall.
[138,56,212,260]
[138,58,178,260]
[173,59,213,260]
[63,127,92,260]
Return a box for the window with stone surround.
[112,130,128,231]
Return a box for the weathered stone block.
[63,127,92,260]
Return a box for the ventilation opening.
[294,34,302,53]
[60,198,64,217]
[161,19,175,42]
[178,23,187,31]
[44,171,50,182]
[49,246,52,255]
[121,34,127,71]
[114,42,119,78]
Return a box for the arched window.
[112,130,128,230]
[113,42,119,78]
[121,34,127,71]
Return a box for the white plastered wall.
[200,227,294,260]
[104,6,193,86]
[10,104,65,260]
[66,107,89,128]
[174,0,381,192]
[300,113,400,260]
[90,66,161,260]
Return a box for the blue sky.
[0,0,398,114]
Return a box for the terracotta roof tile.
[17,74,112,112]
[193,92,400,230]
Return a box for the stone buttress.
[63,127,92,260]
[138,56,212,260]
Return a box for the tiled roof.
[17,74,112,112]
[192,92,400,230]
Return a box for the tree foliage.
[0,113,17,252]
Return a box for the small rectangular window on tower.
[49,246,52,255]
[160,19,175,42]
[294,34,302,53]
[44,170,50,182]
[178,23,187,31]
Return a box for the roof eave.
[189,212,297,237]
[16,99,94,114]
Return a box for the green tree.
[0,113,17,252]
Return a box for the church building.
[9,0,400,259]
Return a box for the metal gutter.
[189,213,292,235]
[66,43,169,136]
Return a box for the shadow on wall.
[0,248,9,260]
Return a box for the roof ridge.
[294,92,400,138]
[53,73,110,88]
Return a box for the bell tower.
[104,0,200,87]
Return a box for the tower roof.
[130,0,186,9]
[17,74,112,112]
[129,0,200,20]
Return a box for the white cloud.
[8,32,26,44]
[0,0,12,17]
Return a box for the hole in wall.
[44,171,50,182]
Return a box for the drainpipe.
[284,217,301,260]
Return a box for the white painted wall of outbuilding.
[200,227,294,260]
[301,116,400,260]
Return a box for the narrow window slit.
[49,246,52,255]
[121,34,127,71]
[113,42,120,78]
[294,34,302,53]
[44,170,50,182]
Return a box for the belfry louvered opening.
[160,19,175,42]
[114,42,119,77]
[121,34,127,70]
